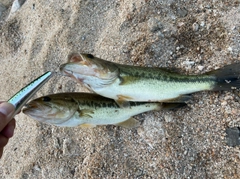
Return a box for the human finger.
[0,101,20,114]
[0,134,9,148]
[0,102,15,131]
[0,147,3,158]
[1,119,16,138]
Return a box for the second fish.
[60,53,240,105]
[22,93,185,128]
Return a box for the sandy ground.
[0,0,240,178]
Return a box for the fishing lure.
[8,71,53,118]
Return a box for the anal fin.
[79,123,96,128]
[116,95,133,108]
[116,100,131,108]
[161,102,187,110]
[116,117,140,128]
[163,94,192,103]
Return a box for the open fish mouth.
[22,103,38,113]
[22,101,52,115]
[59,64,74,77]
[60,63,103,80]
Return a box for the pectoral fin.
[119,76,138,85]
[78,109,94,118]
[79,123,96,128]
[116,117,140,128]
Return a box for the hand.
[0,102,16,159]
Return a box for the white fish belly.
[93,104,157,125]
[61,103,158,127]
[93,79,213,102]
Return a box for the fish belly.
[73,103,157,126]
[93,79,213,102]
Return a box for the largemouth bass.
[60,53,240,105]
[22,93,185,128]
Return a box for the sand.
[0,0,240,178]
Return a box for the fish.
[8,71,53,118]
[59,53,240,105]
[22,93,186,128]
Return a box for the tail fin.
[207,63,240,91]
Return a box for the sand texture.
[0,0,240,178]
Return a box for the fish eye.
[86,54,94,59]
[42,96,51,102]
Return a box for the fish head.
[59,53,119,89]
[22,95,79,125]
